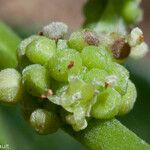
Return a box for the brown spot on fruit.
[67,61,74,69]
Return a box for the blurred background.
[0,0,149,56]
[0,0,150,150]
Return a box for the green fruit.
[17,35,40,71]
[22,64,50,97]
[48,49,82,82]
[49,80,95,113]
[68,30,99,52]
[68,31,86,51]
[17,35,40,58]
[118,80,137,115]
[91,88,121,119]
[26,36,56,65]
[83,68,108,90]
[105,62,129,95]
[30,109,60,134]
[63,80,95,108]
[81,46,111,70]
[0,68,22,103]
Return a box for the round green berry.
[118,80,137,115]
[81,46,111,69]
[49,79,95,113]
[105,62,129,95]
[83,68,108,91]
[91,88,121,119]
[26,36,56,65]
[17,35,40,71]
[30,109,60,134]
[68,31,86,51]
[0,68,22,104]
[17,35,40,58]
[68,30,99,52]
[47,49,82,82]
[22,64,50,97]
[64,80,95,107]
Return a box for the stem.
[63,119,150,150]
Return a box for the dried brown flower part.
[111,38,131,59]
[139,34,144,43]
[84,31,99,46]
[38,31,43,36]
[41,89,53,99]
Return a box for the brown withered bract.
[105,82,109,89]
[139,34,144,43]
[41,89,53,99]
[111,38,131,59]
[84,31,99,46]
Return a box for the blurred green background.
[0,0,150,150]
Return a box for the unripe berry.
[0,68,22,104]
[68,30,99,52]
[30,109,60,134]
[118,80,137,115]
[81,46,111,70]
[26,37,56,65]
[91,88,121,119]
[47,49,82,82]
[17,35,40,70]
[22,64,50,97]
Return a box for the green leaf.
[83,0,142,30]
[0,22,21,69]
[83,0,108,27]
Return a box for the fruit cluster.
[0,22,148,133]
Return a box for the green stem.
[63,119,150,150]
